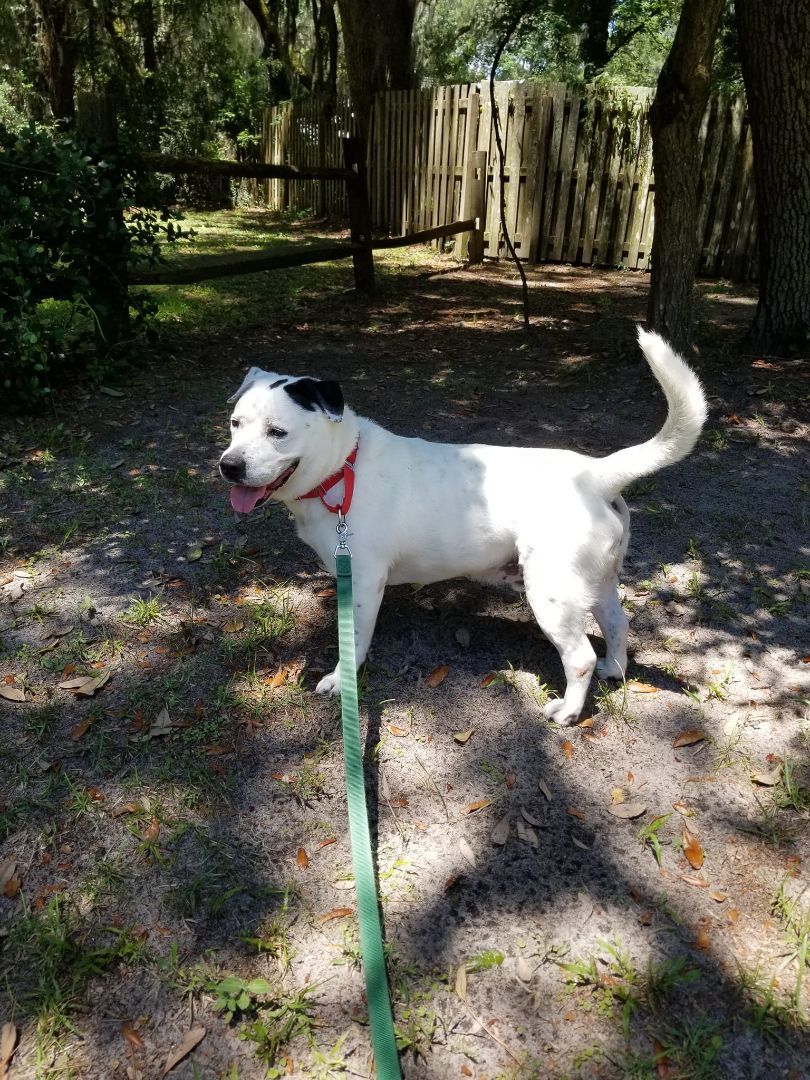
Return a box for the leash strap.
[336,547,402,1080]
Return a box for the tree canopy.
[0,0,743,152]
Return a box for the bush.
[0,122,184,409]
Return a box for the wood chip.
[453,728,475,744]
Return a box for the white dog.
[219,329,706,726]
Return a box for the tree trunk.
[647,0,724,355]
[336,0,415,139]
[241,0,312,102]
[31,0,75,123]
[580,0,613,80]
[737,0,810,354]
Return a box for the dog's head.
[219,366,344,513]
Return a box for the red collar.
[297,443,358,515]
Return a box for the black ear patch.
[284,378,344,422]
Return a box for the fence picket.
[262,82,757,280]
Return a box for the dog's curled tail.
[595,327,708,497]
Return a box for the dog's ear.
[284,378,344,423]
[227,365,274,404]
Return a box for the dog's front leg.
[314,564,387,696]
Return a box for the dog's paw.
[596,656,624,680]
[544,698,581,727]
[315,669,341,696]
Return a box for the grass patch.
[4,895,150,1039]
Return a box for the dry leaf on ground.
[1,1022,18,1080]
[516,957,534,983]
[562,740,574,761]
[464,799,492,815]
[162,1026,206,1077]
[683,829,704,869]
[459,838,476,865]
[455,965,467,1000]
[70,718,92,741]
[142,818,160,842]
[752,765,783,786]
[0,685,25,703]
[121,1021,145,1049]
[491,814,510,846]
[0,859,20,898]
[146,707,175,739]
[386,722,411,737]
[425,664,449,687]
[516,819,539,848]
[538,778,552,801]
[318,907,352,923]
[608,802,647,819]
[453,728,475,744]
[672,729,706,748]
[628,681,660,693]
[296,847,309,870]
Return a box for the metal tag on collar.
[334,508,351,558]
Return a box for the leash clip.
[334,509,352,558]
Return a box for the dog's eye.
[267,426,287,439]
[231,418,240,429]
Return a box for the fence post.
[462,149,487,264]
[76,91,130,351]
[342,137,375,294]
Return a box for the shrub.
[0,122,184,409]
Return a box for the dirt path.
[1,259,808,1079]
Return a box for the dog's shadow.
[359,578,686,714]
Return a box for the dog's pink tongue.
[230,485,266,513]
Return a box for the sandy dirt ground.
[1,257,808,1080]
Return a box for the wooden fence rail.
[262,82,758,280]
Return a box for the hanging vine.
[489,0,534,332]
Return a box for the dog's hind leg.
[523,558,596,726]
[592,586,628,680]
[593,497,630,680]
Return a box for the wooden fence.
[262,82,758,280]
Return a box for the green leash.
[335,522,402,1080]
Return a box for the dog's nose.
[219,455,245,482]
